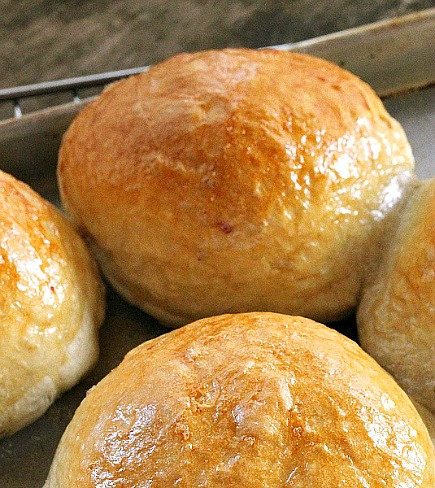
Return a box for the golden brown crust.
[0,170,105,437]
[58,48,414,326]
[358,179,435,414]
[45,312,434,487]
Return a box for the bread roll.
[358,178,435,414]
[44,312,434,487]
[58,48,414,327]
[0,170,105,437]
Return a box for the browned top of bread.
[45,313,434,487]
[0,170,105,436]
[58,49,414,326]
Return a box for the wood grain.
[0,0,433,89]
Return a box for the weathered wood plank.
[0,0,433,88]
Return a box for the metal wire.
[0,8,433,121]
[72,89,81,104]
[13,99,22,119]
[0,65,150,120]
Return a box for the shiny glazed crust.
[0,170,105,437]
[58,48,414,327]
[358,179,435,414]
[44,313,434,487]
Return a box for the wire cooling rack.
[0,65,149,120]
[0,8,433,122]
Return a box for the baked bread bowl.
[57,48,414,327]
[0,170,105,437]
[44,312,435,487]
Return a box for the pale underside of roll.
[358,178,435,415]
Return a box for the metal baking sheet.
[1,9,434,487]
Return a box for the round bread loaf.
[44,312,434,487]
[0,170,105,437]
[58,48,414,326]
[358,178,435,414]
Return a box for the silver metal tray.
[0,9,434,487]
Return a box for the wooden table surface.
[1,0,434,89]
